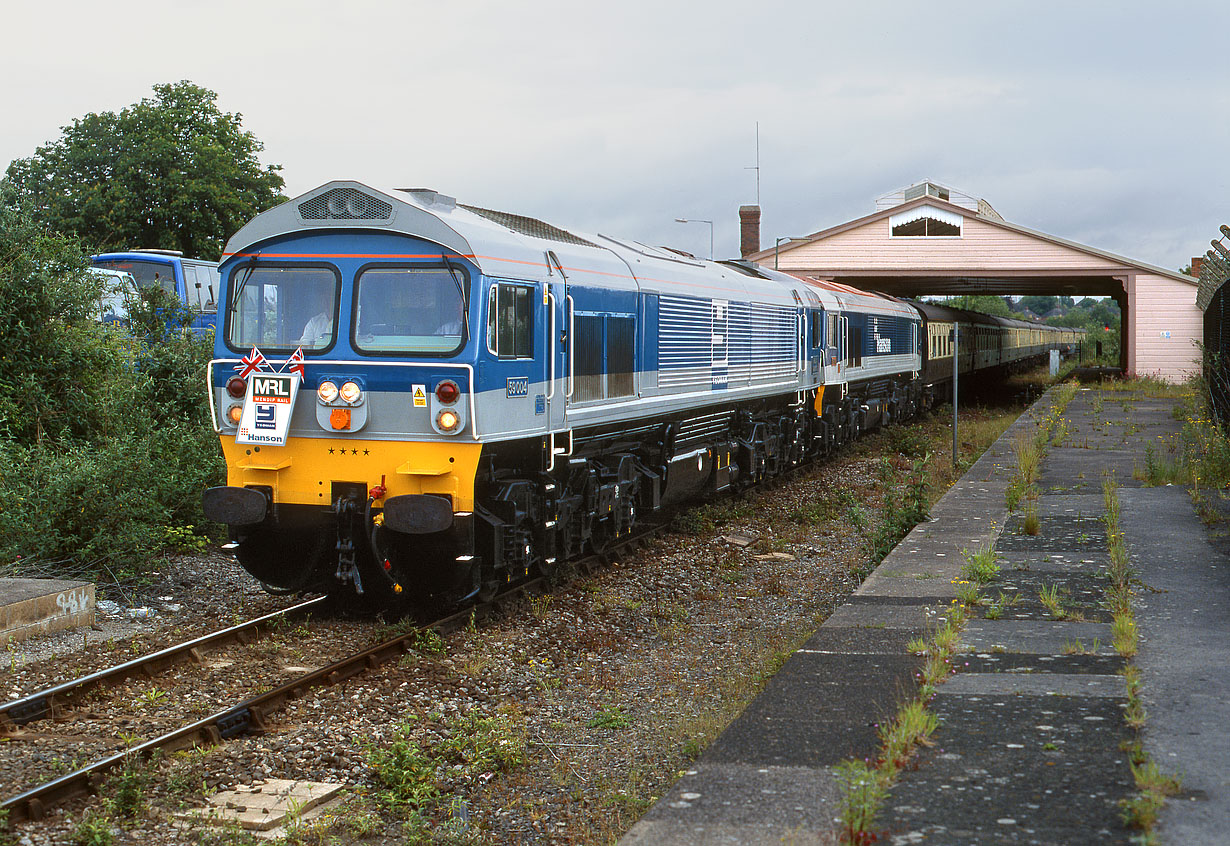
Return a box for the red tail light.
[435,380,460,404]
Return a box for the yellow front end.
[221,436,484,511]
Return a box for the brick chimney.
[1191,256,1203,277]
[739,205,761,258]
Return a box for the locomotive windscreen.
[226,266,339,351]
[355,267,466,354]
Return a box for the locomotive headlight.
[339,381,363,404]
[317,381,339,403]
[436,409,461,432]
[226,404,243,425]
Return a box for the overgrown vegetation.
[863,456,930,573]
[836,601,969,842]
[1100,472,1182,838]
[0,208,222,581]
[367,709,527,837]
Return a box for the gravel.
[2,449,897,845]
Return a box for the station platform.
[0,579,94,645]
[622,384,1225,845]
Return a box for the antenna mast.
[745,121,760,206]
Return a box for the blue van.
[91,250,219,334]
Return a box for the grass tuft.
[961,545,1000,585]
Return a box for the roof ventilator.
[299,188,393,221]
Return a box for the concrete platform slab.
[702,650,919,767]
[620,764,839,846]
[887,695,1134,845]
[0,579,94,644]
[938,673,1125,697]
[961,620,1114,655]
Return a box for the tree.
[2,81,284,260]
[947,294,1011,317]
[1018,295,1059,317]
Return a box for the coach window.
[811,311,823,348]
[487,282,533,359]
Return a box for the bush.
[0,208,125,444]
[0,209,223,578]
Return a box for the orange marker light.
[330,408,352,430]
[227,404,243,424]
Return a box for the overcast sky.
[3,1,1226,273]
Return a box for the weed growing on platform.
[984,591,1017,620]
[1112,613,1138,657]
[1062,637,1101,655]
[1135,438,1190,487]
[1120,758,1183,834]
[833,759,888,845]
[1038,584,1083,621]
[880,699,939,773]
[1012,430,1042,489]
[1022,499,1041,535]
[955,582,981,606]
[834,599,969,840]
[1101,471,1182,840]
[961,545,1000,584]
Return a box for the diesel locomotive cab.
[203,229,488,608]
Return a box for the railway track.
[0,525,666,824]
[0,597,327,731]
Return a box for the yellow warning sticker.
[412,384,427,408]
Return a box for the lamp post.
[674,218,714,260]
[775,236,806,270]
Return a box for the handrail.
[566,295,575,399]
[547,293,557,400]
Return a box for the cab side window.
[487,283,533,359]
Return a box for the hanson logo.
[506,377,529,398]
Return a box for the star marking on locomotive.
[327,448,335,454]
[351,449,358,455]
[363,449,370,456]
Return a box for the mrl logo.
[252,374,293,403]
[506,377,529,398]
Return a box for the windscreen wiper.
[228,252,262,313]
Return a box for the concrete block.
[0,579,94,644]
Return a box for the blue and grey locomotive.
[201,181,1073,608]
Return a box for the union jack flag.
[234,347,267,379]
[284,346,306,381]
